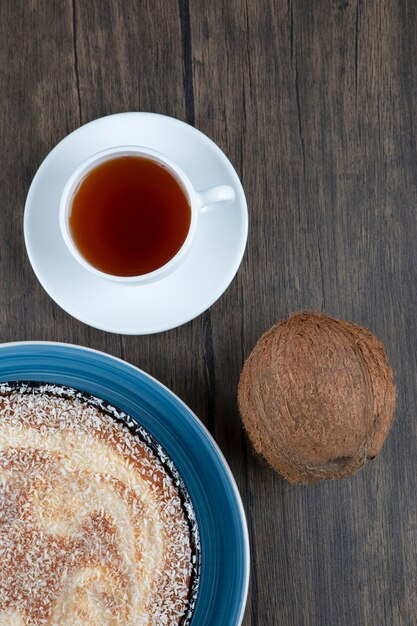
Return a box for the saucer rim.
[24,112,248,335]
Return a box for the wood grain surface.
[0,1,416,624]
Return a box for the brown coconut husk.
[238,312,396,484]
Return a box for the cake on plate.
[0,383,199,626]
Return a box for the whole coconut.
[238,312,396,484]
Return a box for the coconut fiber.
[238,312,396,484]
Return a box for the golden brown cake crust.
[0,383,200,626]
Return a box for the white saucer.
[24,113,248,335]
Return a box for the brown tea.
[69,156,192,277]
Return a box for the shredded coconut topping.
[0,383,200,626]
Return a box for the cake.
[0,383,199,625]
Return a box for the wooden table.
[1,1,415,624]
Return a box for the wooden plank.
[190,0,416,624]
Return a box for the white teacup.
[59,145,236,285]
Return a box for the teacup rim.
[59,145,198,285]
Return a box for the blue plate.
[0,342,249,625]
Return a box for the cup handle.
[196,185,236,214]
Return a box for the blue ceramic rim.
[0,341,250,624]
